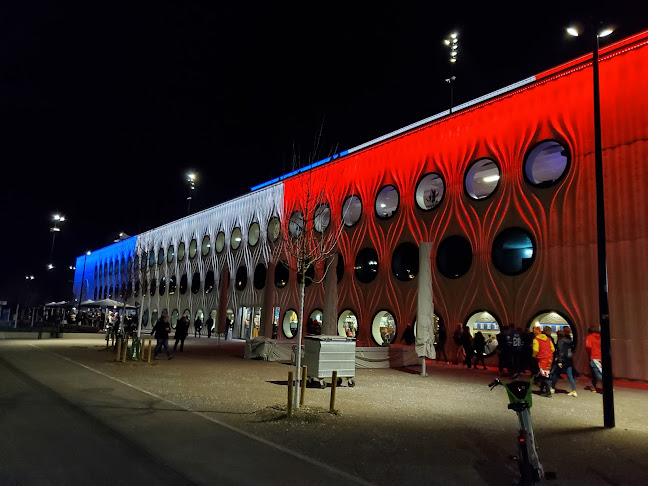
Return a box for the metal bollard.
[116,338,122,362]
[300,365,307,406]
[122,337,128,362]
[147,340,152,364]
[330,370,338,413]
[287,371,294,418]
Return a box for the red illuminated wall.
[276,32,648,381]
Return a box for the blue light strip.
[249,76,536,191]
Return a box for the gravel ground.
[16,336,648,485]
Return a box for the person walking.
[435,321,448,363]
[205,314,214,339]
[551,327,577,396]
[509,326,524,377]
[152,315,173,360]
[586,327,603,393]
[460,326,474,369]
[401,323,415,345]
[453,324,463,365]
[496,325,509,375]
[532,326,555,397]
[194,316,203,338]
[473,331,487,370]
[174,316,189,352]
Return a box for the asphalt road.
[0,344,371,486]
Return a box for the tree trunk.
[294,274,306,408]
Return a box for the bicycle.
[488,378,554,485]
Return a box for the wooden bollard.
[116,338,122,362]
[287,371,294,418]
[122,337,128,362]
[330,370,338,413]
[147,340,152,364]
[300,365,307,406]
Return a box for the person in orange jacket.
[532,326,555,397]
[585,327,603,393]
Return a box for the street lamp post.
[78,251,92,303]
[187,172,196,215]
[49,213,65,269]
[567,23,615,428]
[443,32,458,113]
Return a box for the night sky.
[2,1,647,303]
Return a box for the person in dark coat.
[152,315,173,359]
[205,315,214,338]
[460,326,474,368]
[194,316,203,338]
[435,321,448,363]
[401,324,415,345]
[174,316,189,351]
[551,328,577,396]
[472,331,487,369]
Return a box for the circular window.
[183,309,191,319]
[167,244,174,263]
[314,203,331,233]
[204,271,214,293]
[297,265,315,287]
[231,227,242,250]
[267,217,281,242]
[466,311,501,357]
[465,157,500,200]
[151,309,159,327]
[253,263,267,290]
[375,185,399,219]
[529,311,576,348]
[283,309,299,339]
[157,247,164,265]
[168,275,176,294]
[171,309,179,329]
[492,228,535,276]
[189,239,197,259]
[142,309,149,328]
[392,242,419,281]
[215,232,225,253]
[437,235,472,279]
[159,277,166,296]
[524,140,569,187]
[249,222,260,247]
[308,309,323,333]
[355,247,379,284]
[150,279,156,297]
[235,266,248,291]
[338,310,358,338]
[134,281,140,297]
[177,242,186,262]
[179,273,188,294]
[416,172,445,210]
[372,311,397,346]
[201,235,211,256]
[275,262,289,288]
[148,250,155,267]
[342,195,362,227]
[289,211,304,237]
[191,272,200,294]
[336,253,345,283]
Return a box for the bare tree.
[273,131,347,409]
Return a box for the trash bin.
[302,335,356,388]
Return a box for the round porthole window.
[338,310,358,338]
[436,235,472,279]
[167,244,174,263]
[150,279,156,297]
[465,157,500,200]
[231,228,242,250]
[267,217,281,242]
[191,272,200,294]
[314,203,331,233]
[142,309,149,328]
[171,309,179,329]
[342,195,362,227]
[148,251,155,267]
[275,262,289,288]
[392,242,419,281]
[179,273,188,294]
[189,239,197,259]
[283,309,298,339]
[177,242,186,262]
[492,227,535,276]
[289,211,304,237]
[355,247,379,283]
[201,235,211,256]
[524,140,569,187]
[168,275,176,294]
[157,247,164,265]
[466,311,500,357]
[529,311,576,348]
[249,222,260,247]
[235,266,247,291]
[375,185,399,219]
[253,263,266,290]
[372,310,397,346]
[159,277,166,296]
[415,172,445,210]
[204,271,214,294]
[215,232,225,253]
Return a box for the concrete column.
[416,242,435,360]
[323,254,338,336]
[217,268,229,335]
[262,262,276,338]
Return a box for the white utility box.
[302,335,356,388]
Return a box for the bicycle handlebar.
[488,378,502,390]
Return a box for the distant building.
[73,30,648,380]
